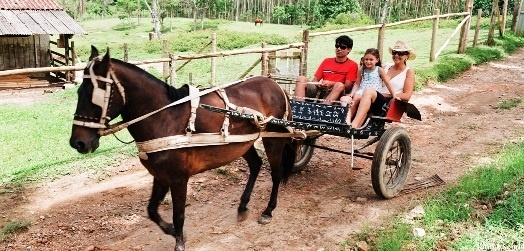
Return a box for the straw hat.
[388,40,416,60]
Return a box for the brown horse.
[255,18,263,26]
[69,46,297,251]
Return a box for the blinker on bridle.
[72,56,126,136]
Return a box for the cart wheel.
[293,137,316,173]
[371,127,411,199]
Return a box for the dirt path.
[1,48,524,251]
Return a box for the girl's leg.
[349,94,362,121]
[351,89,378,128]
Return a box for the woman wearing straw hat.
[349,40,416,128]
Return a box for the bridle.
[72,56,126,136]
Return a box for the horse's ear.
[89,46,99,61]
[97,48,111,71]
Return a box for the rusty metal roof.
[0,0,86,35]
[0,9,86,35]
[0,0,63,10]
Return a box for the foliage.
[494,33,524,53]
[434,54,474,82]
[318,0,361,20]
[465,46,505,64]
[473,0,516,17]
[272,6,290,24]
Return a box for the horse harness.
[73,58,304,160]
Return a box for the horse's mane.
[111,58,189,102]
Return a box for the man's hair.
[335,35,353,49]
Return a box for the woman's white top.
[381,63,410,94]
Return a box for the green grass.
[0,89,136,187]
[0,220,31,241]
[497,98,522,110]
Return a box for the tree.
[143,0,162,39]
[317,0,361,20]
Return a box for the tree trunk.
[143,0,161,39]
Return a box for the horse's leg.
[237,146,263,221]
[258,138,286,224]
[170,178,189,251]
[148,177,187,251]
[148,178,175,234]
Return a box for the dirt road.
[1,48,524,251]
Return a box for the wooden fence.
[1,4,510,88]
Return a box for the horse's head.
[70,46,126,153]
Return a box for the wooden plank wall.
[0,34,50,71]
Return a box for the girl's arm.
[347,68,362,98]
[379,67,397,100]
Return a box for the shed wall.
[0,34,50,71]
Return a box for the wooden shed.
[0,0,86,88]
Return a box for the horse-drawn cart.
[202,93,421,199]
[70,48,423,250]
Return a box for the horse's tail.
[281,138,298,184]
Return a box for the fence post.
[458,0,472,53]
[169,54,176,86]
[377,23,385,59]
[211,33,216,85]
[300,30,309,77]
[473,9,483,47]
[123,43,128,62]
[163,39,168,82]
[268,51,276,75]
[261,42,268,76]
[487,0,499,46]
[430,9,440,62]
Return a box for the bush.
[466,46,505,64]
[434,54,474,82]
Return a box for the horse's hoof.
[257,214,272,224]
[237,211,248,222]
[175,242,185,251]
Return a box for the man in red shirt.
[294,35,358,105]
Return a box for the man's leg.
[322,82,345,104]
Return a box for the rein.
[73,57,253,137]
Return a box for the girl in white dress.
[341,48,396,123]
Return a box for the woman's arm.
[379,67,397,99]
